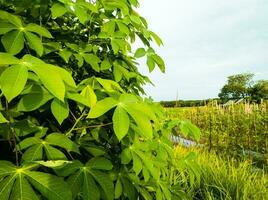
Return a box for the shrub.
[0,1,200,199]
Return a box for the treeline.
[160,99,224,107]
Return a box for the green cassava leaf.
[0,64,28,102]
[113,105,130,141]
[51,3,67,19]
[86,157,113,170]
[25,171,72,200]
[80,85,97,107]
[17,85,54,112]
[24,31,43,56]
[134,48,146,58]
[66,92,91,107]
[125,105,153,138]
[0,53,20,65]
[87,97,118,118]
[147,55,155,72]
[179,120,201,141]
[0,161,72,200]
[51,99,69,125]
[0,112,8,123]
[25,23,53,38]
[24,56,65,101]
[115,179,123,199]
[45,133,80,153]
[58,49,72,63]
[0,22,17,35]
[1,30,24,55]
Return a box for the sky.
[136,0,268,101]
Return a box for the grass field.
[166,101,268,199]
[175,146,268,200]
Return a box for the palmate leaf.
[56,158,114,200]
[88,94,155,140]
[0,11,52,55]
[17,133,79,162]
[0,161,72,200]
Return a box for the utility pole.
[175,89,178,107]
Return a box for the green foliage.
[218,73,268,102]
[218,73,254,100]
[0,1,198,199]
[175,148,268,200]
[249,80,268,102]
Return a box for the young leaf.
[1,30,24,55]
[80,85,97,107]
[51,99,69,125]
[147,55,155,72]
[134,48,146,58]
[0,64,28,102]
[87,97,118,118]
[113,106,130,141]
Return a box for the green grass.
[175,147,268,200]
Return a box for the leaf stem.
[66,111,87,137]
[72,122,113,130]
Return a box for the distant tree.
[249,80,268,102]
[218,73,254,100]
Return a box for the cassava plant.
[0,0,200,199]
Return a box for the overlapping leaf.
[0,161,72,200]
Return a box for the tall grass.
[175,147,268,200]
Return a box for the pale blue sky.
[137,0,268,100]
